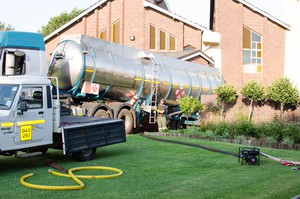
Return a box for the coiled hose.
[20,166,123,190]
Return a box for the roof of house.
[44,0,290,42]
[44,0,217,42]
[235,0,290,30]
[44,0,170,42]
[161,49,215,65]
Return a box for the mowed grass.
[0,134,299,199]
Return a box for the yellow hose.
[20,166,123,191]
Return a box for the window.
[170,35,177,51]
[0,84,19,110]
[19,87,43,109]
[99,28,107,40]
[150,24,157,50]
[160,30,166,50]
[243,26,262,73]
[112,21,120,43]
[2,50,26,76]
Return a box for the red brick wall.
[124,0,145,48]
[184,26,202,49]
[213,0,290,123]
[144,9,184,51]
[187,56,210,66]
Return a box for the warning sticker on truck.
[20,125,32,141]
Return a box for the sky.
[0,0,284,32]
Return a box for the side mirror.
[19,101,28,114]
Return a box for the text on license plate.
[20,125,32,141]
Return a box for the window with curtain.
[160,30,166,50]
[112,20,120,43]
[99,28,107,40]
[170,35,177,51]
[243,26,262,73]
[150,24,156,50]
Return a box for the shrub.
[264,136,277,144]
[235,134,245,141]
[214,122,232,137]
[184,120,300,145]
[260,121,283,141]
[282,136,295,146]
[234,121,258,138]
[204,130,215,138]
[187,126,202,135]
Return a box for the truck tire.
[117,109,133,134]
[94,109,110,118]
[72,148,96,162]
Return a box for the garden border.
[144,132,300,150]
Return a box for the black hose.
[140,133,240,158]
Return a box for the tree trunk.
[248,99,254,122]
[280,103,284,122]
[221,103,225,121]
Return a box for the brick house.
[44,0,295,123]
[212,0,293,122]
[45,0,218,66]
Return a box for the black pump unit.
[238,147,260,165]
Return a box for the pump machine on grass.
[0,31,126,161]
[48,34,224,133]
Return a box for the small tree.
[266,77,299,122]
[215,84,237,121]
[0,21,14,31]
[39,8,83,37]
[178,96,204,125]
[241,81,265,122]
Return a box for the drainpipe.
[209,0,215,31]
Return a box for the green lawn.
[0,134,299,199]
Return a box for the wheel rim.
[81,149,94,157]
[118,109,133,134]
[94,109,110,118]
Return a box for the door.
[14,86,48,146]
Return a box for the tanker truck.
[48,34,224,133]
[0,31,126,161]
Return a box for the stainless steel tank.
[49,34,223,103]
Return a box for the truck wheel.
[117,109,134,134]
[94,109,110,118]
[72,148,96,162]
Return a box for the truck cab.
[0,76,53,154]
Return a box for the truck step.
[16,151,43,158]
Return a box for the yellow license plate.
[20,125,32,141]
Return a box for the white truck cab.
[0,76,53,152]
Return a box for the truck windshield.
[0,85,19,110]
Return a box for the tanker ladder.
[149,54,159,124]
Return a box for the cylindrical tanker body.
[49,34,223,104]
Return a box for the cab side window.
[20,87,43,109]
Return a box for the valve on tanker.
[128,95,138,106]
[54,51,65,60]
